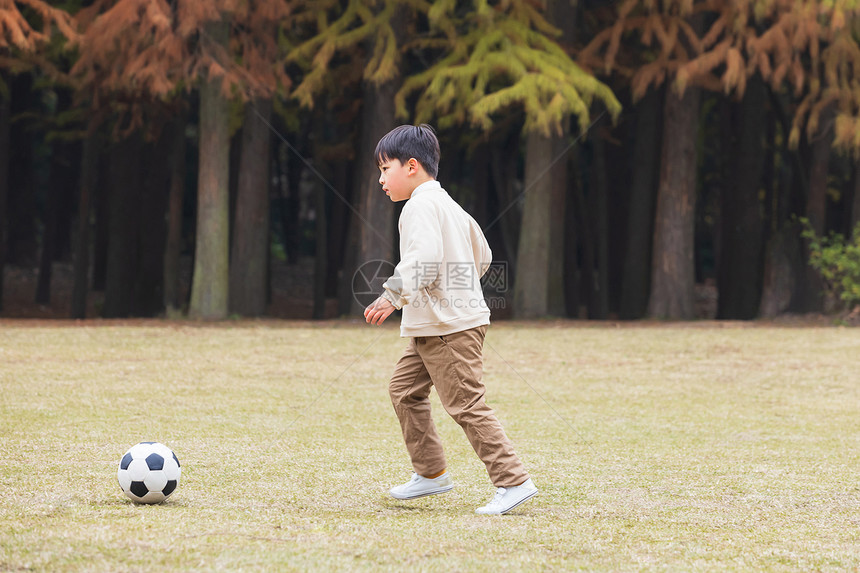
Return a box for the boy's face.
[378,158,417,202]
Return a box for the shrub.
[799,218,860,311]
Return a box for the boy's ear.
[407,158,418,173]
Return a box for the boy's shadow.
[384,503,429,512]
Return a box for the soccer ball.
[117,442,181,504]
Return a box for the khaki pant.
[389,325,528,488]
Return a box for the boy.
[363,124,537,515]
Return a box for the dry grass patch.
[1,321,858,571]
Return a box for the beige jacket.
[382,180,492,337]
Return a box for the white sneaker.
[475,478,538,514]
[390,472,454,500]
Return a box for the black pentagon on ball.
[163,480,177,496]
[120,453,133,470]
[145,453,164,471]
[140,441,156,444]
[130,481,149,498]
[172,452,180,467]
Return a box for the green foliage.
[398,0,622,136]
[800,217,860,310]
[287,0,418,108]
[270,237,288,262]
[289,0,621,136]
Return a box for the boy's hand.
[365,296,396,325]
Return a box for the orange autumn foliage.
[0,0,77,51]
[579,0,860,151]
[71,0,291,103]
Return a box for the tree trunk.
[793,106,833,312]
[487,131,521,278]
[853,161,860,231]
[472,142,490,228]
[514,131,553,318]
[544,0,578,318]
[164,114,186,313]
[283,136,303,265]
[313,178,328,320]
[103,135,142,318]
[572,151,594,317]
[36,146,63,304]
[54,173,74,263]
[547,131,568,317]
[717,76,767,319]
[71,127,99,319]
[52,92,78,265]
[189,19,231,320]
[805,127,830,236]
[759,227,799,318]
[326,159,350,299]
[590,129,609,320]
[762,103,777,239]
[36,92,80,305]
[337,206,359,316]
[347,76,399,315]
[647,86,701,319]
[134,137,171,316]
[92,155,110,292]
[228,131,242,247]
[563,152,580,318]
[230,99,272,317]
[0,82,9,312]
[8,73,37,267]
[760,105,798,318]
[620,87,661,319]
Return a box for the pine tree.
[71,0,292,319]
[581,0,708,319]
[397,0,621,137]
[408,0,620,319]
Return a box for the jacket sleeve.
[380,201,444,309]
[472,217,493,278]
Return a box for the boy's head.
[375,124,440,179]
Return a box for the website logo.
[352,259,396,308]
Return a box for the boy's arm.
[381,204,443,309]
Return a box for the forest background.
[2,0,860,323]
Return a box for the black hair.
[374,124,441,178]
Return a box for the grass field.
[1,320,858,571]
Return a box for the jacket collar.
[410,180,442,198]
